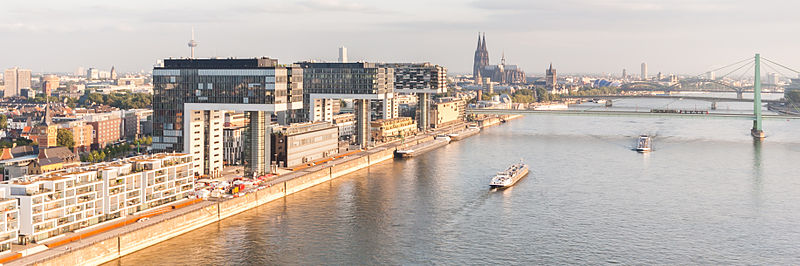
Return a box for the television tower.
[188,27,198,58]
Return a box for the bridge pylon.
[752,53,765,139]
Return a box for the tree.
[88,151,97,163]
[14,138,34,147]
[57,129,75,149]
[0,114,6,129]
[98,151,106,162]
[787,90,800,103]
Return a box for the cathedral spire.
[476,32,482,50]
[481,33,487,52]
[501,50,506,65]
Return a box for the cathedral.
[472,33,526,85]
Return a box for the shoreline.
[13,115,521,266]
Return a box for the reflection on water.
[108,96,800,265]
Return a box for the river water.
[106,93,800,265]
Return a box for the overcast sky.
[2,0,800,76]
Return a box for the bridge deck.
[563,95,782,103]
[467,108,800,120]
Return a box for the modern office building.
[298,62,394,147]
[3,67,32,98]
[0,153,195,243]
[271,122,339,168]
[152,58,303,177]
[641,62,648,80]
[379,62,447,131]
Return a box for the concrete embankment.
[27,117,514,266]
[24,148,397,266]
[23,115,521,265]
[449,128,480,141]
[395,139,449,157]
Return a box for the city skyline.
[1,0,800,75]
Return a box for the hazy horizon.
[2,0,800,77]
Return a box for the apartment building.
[0,194,18,253]
[0,153,196,243]
[370,117,417,143]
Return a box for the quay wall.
[33,146,398,266]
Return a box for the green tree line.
[83,93,152,109]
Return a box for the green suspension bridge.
[467,54,800,139]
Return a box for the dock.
[395,138,450,157]
[448,127,480,141]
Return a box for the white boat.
[435,135,451,143]
[489,162,529,188]
[636,135,652,152]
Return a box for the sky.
[2,0,800,76]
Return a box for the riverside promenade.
[9,115,520,266]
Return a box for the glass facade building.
[152,58,302,176]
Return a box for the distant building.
[33,106,57,148]
[429,98,466,128]
[87,68,100,80]
[3,67,32,97]
[332,113,356,141]
[224,112,246,128]
[110,66,118,80]
[62,121,93,153]
[85,113,122,149]
[641,62,648,80]
[223,126,244,165]
[370,117,417,143]
[622,69,627,79]
[472,33,526,85]
[545,63,557,90]
[41,74,59,97]
[116,77,145,86]
[20,88,36,98]
[338,46,348,63]
[271,122,339,168]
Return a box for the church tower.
[473,32,490,84]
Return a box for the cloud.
[297,0,389,13]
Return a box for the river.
[106,93,800,265]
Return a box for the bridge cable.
[718,59,754,80]
[733,61,755,82]
[698,56,754,77]
[762,57,800,74]
[761,60,791,80]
